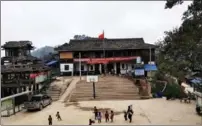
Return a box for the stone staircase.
[70,76,140,101]
[46,78,72,101]
[47,86,61,101]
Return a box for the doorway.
[95,64,99,74]
[116,62,120,74]
[107,63,114,73]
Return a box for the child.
[48,115,52,125]
[56,111,62,121]
[110,110,114,122]
[128,109,133,123]
[97,111,102,123]
[93,106,98,120]
[105,110,109,122]
[89,119,95,125]
[124,111,128,121]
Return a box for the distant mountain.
[31,46,55,58]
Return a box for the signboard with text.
[86,75,98,82]
[134,69,145,76]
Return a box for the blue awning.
[190,78,202,84]
[144,64,158,71]
[46,60,58,66]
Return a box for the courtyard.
[1,98,201,125]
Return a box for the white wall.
[60,63,73,72]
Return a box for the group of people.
[89,105,134,125]
[48,111,62,125]
[89,106,114,125]
[124,105,134,123]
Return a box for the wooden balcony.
[1,79,35,87]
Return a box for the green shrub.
[163,83,181,98]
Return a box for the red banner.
[74,56,137,64]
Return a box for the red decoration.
[30,73,37,79]
[74,56,137,64]
[98,31,104,40]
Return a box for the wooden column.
[113,63,117,74]
[99,64,102,74]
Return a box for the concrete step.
[74,87,138,90]
[47,90,61,93]
[71,94,139,97]
[70,96,141,101]
[47,94,60,96]
[50,95,60,98]
[72,90,139,94]
[72,92,139,95]
[76,85,136,89]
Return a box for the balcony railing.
[2,79,34,85]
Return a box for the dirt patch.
[65,102,124,115]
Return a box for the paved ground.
[1,98,202,125]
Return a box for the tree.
[156,0,202,79]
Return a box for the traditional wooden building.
[1,41,51,98]
[55,38,157,76]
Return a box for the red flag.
[98,31,104,40]
[30,73,37,79]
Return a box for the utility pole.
[149,47,151,64]
[79,52,81,80]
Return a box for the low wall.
[128,77,152,99]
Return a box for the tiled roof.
[2,41,34,48]
[1,64,50,73]
[1,56,40,63]
[55,38,156,51]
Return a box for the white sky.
[1,1,191,56]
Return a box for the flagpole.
[149,47,151,64]
[79,52,81,80]
[102,30,106,75]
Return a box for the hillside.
[31,46,55,58]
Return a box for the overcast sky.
[1,1,191,53]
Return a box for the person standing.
[124,111,128,121]
[110,110,114,122]
[93,106,98,120]
[56,111,62,121]
[97,112,102,123]
[128,109,134,123]
[105,110,109,122]
[48,115,52,125]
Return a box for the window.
[81,65,84,71]
[64,65,69,70]
[122,64,125,69]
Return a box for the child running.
[56,111,62,121]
